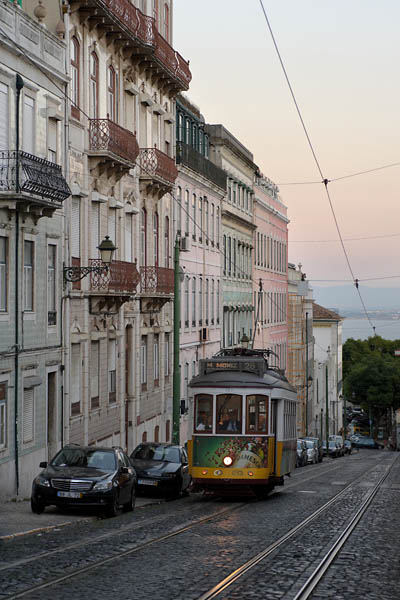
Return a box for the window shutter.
[48,118,57,163]
[71,199,80,257]
[90,341,99,398]
[125,214,132,262]
[91,202,99,258]
[71,343,81,409]
[23,388,34,442]
[0,83,9,151]
[23,96,35,155]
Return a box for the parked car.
[323,440,340,458]
[304,439,318,464]
[31,445,136,517]
[130,442,191,498]
[344,439,352,454]
[301,437,323,463]
[329,435,345,456]
[352,437,384,450]
[296,439,308,467]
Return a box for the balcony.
[140,266,174,313]
[71,0,191,93]
[87,258,140,313]
[88,118,139,178]
[176,142,227,191]
[139,147,178,195]
[0,151,70,218]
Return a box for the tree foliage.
[343,335,400,411]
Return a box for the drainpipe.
[14,73,24,495]
[305,311,309,436]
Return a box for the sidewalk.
[0,496,164,540]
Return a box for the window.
[223,235,226,274]
[90,341,100,409]
[192,194,196,239]
[216,280,220,324]
[0,383,7,449]
[24,240,34,312]
[125,213,133,262]
[199,276,203,326]
[23,95,35,155]
[153,0,159,27]
[47,244,56,326]
[204,198,209,243]
[71,343,81,415]
[154,424,159,442]
[205,279,209,325]
[192,277,196,327]
[198,197,203,242]
[154,334,159,383]
[140,208,147,267]
[216,394,242,434]
[211,203,215,243]
[90,52,99,118]
[70,37,80,119]
[228,237,231,276]
[211,279,215,325]
[194,394,213,433]
[23,387,34,443]
[108,339,116,402]
[141,336,147,386]
[166,419,170,442]
[165,333,170,377]
[0,82,9,152]
[184,277,189,328]
[47,118,57,163]
[164,216,170,268]
[0,237,7,312]
[163,2,169,42]
[108,65,116,121]
[246,395,268,434]
[153,212,159,266]
[184,363,189,403]
[185,118,190,144]
[192,124,197,149]
[176,186,182,233]
[185,189,189,235]
[178,113,183,142]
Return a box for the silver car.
[304,439,318,464]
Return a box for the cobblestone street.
[1,450,398,600]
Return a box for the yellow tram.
[187,348,298,497]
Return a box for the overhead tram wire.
[258,0,376,335]
[278,160,400,186]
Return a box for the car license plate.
[57,491,82,498]
[138,479,158,486]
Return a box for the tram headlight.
[223,456,233,466]
[202,470,208,475]
[248,471,254,476]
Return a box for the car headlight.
[93,479,113,491]
[35,475,50,487]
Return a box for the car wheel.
[31,498,45,514]
[106,493,121,518]
[123,488,136,512]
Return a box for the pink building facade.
[253,176,289,373]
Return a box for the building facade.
[175,95,226,442]
[205,125,257,348]
[253,174,288,371]
[0,1,70,496]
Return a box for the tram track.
[197,454,398,599]
[2,455,382,599]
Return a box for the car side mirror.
[39,461,48,468]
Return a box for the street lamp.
[63,236,117,282]
[240,333,250,349]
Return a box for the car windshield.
[132,445,180,463]
[329,441,336,447]
[305,440,314,448]
[51,448,116,470]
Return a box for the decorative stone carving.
[33,0,47,24]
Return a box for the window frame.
[216,393,242,434]
[0,236,8,313]
[70,36,80,120]
[23,240,34,312]
[245,394,269,435]
[194,393,213,434]
[90,51,99,119]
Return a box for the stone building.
[205,125,257,348]
[61,0,191,453]
[0,0,70,496]
[252,174,288,370]
[175,95,226,442]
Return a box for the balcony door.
[140,208,147,267]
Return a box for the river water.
[342,318,400,342]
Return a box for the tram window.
[194,394,213,433]
[246,395,268,434]
[216,394,242,434]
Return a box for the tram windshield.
[216,394,242,434]
[194,394,213,433]
[246,395,268,434]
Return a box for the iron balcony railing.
[176,142,227,191]
[92,0,191,89]
[0,151,70,205]
[140,266,174,295]
[140,148,178,185]
[89,119,139,165]
[89,259,140,293]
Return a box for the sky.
[173,0,400,300]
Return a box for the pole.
[305,312,309,436]
[325,362,329,454]
[172,237,181,445]
[343,395,347,441]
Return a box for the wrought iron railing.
[140,266,174,295]
[92,0,191,89]
[140,148,178,185]
[89,259,140,293]
[176,142,227,190]
[89,119,139,165]
[0,151,70,204]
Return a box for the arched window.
[142,431,147,442]
[107,65,116,121]
[154,425,159,442]
[70,37,80,120]
[140,208,147,267]
[153,212,159,266]
[90,52,98,119]
[164,216,169,268]
[163,3,169,42]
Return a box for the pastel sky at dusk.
[174,0,400,296]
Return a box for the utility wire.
[278,161,400,186]
[258,0,376,334]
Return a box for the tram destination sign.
[204,359,263,376]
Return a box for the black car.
[130,442,191,498]
[344,439,352,454]
[31,445,136,518]
[296,439,308,467]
